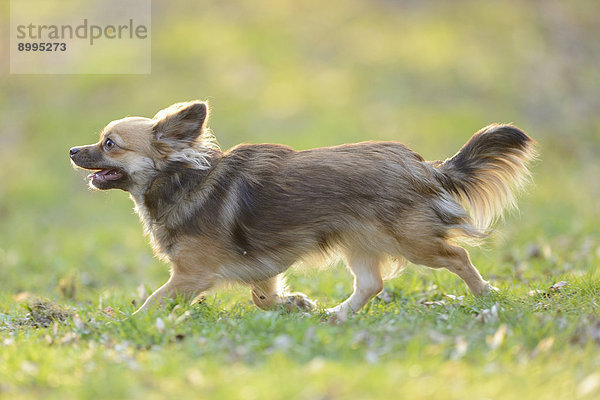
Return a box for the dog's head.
[69,100,217,193]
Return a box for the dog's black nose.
[69,147,80,158]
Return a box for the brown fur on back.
[140,132,534,283]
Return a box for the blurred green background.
[1,0,599,299]
[2,2,600,399]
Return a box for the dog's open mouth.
[88,168,124,182]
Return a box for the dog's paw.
[479,282,499,296]
[323,305,351,324]
[283,292,316,312]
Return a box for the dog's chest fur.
[131,165,215,258]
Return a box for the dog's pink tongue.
[90,169,122,181]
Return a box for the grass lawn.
[1,263,599,399]
[1,1,600,399]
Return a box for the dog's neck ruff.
[130,151,224,257]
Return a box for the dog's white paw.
[480,282,499,296]
[324,305,351,324]
[282,292,316,312]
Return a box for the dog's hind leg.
[401,238,495,296]
[133,266,217,315]
[326,250,383,322]
[444,245,497,296]
[251,274,316,312]
[439,244,498,296]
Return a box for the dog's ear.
[152,101,209,145]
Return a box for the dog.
[70,100,536,321]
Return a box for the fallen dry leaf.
[550,281,569,291]
[533,337,554,355]
[451,337,468,360]
[419,300,446,307]
[528,281,571,300]
[528,289,545,297]
[487,324,508,349]
[59,332,79,344]
[445,294,465,302]
[14,292,32,303]
[577,373,600,398]
[475,303,501,323]
[103,306,115,317]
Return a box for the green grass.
[1,270,600,399]
[1,0,600,399]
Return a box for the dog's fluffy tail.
[435,124,537,232]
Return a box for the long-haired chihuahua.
[70,101,536,321]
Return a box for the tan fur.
[70,100,537,321]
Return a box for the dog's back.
[217,141,444,261]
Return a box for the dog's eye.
[104,138,115,150]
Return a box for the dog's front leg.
[133,281,170,314]
[133,268,216,315]
[326,250,384,323]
